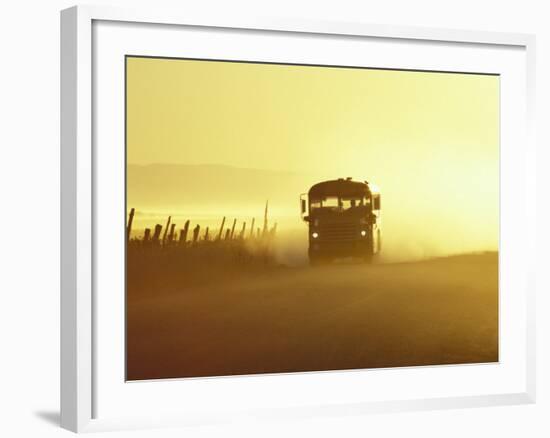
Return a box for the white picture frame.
[60,4,536,433]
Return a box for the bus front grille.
[317,222,358,242]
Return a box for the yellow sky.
[126,56,499,258]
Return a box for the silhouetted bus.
[300,178,381,264]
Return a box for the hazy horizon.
[127,161,498,264]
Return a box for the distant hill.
[127,163,321,211]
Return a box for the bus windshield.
[310,196,370,212]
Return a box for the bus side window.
[373,195,381,210]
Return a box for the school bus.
[300,178,381,264]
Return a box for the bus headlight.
[312,232,319,239]
[360,230,367,237]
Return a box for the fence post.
[152,224,163,245]
[230,218,237,239]
[162,216,171,244]
[204,227,209,241]
[143,228,151,245]
[249,218,255,239]
[127,208,135,243]
[168,223,176,244]
[217,216,226,240]
[239,222,246,239]
[224,229,231,240]
[192,224,200,243]
[180,220,190,245]
[262,200,269,237]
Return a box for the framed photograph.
[61,5,536,433]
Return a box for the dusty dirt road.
[127,252,498,380]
